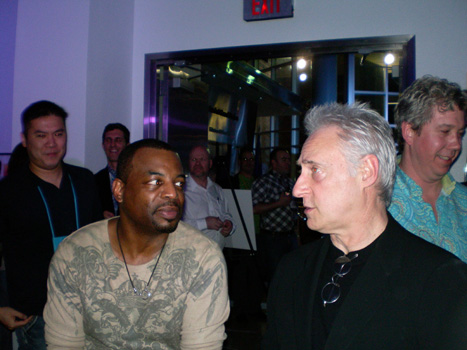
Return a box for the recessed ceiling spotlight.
[297,59,307,69]
[384,53,395,65]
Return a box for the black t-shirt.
[311,235,381,349]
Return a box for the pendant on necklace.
[141,288,151,300]
[117,221,166,301]
[132,287,152,300]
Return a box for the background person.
[0,143,29,350]
[231,147,256,190]
[251,147,297,285]
[183,145,236,249]
[388,76,467,261]
[0,100,102,349]
[94,123,130,218]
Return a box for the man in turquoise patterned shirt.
[389,76,467,262]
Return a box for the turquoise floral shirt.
[389,166,467,262]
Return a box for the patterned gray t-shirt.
[44,219,229,349]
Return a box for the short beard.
[152,218,180,234]
[151,200,182,234]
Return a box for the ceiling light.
[297,59,307,69]
[384,53,395,65]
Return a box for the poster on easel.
[223,189,257,251]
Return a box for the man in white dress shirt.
[183,145,235,249]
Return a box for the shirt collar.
[186,174,212,191]
[396,155,456,197]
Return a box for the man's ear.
[401,121,416,146]
[112,178,124,204]
[21,133,27,148]
[360,154,379,188]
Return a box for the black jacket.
[94,167,116,216]
[262,214,467,350]
[0,163,102,315]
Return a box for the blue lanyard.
[37,173,79,251]
[108,169,118,214]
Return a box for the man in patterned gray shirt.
[252,147,297,285]
[44,139,230,349]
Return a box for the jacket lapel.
[293,238,330,349]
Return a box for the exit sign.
[244,0,294,21]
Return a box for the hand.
[220,220,233,237]
[0,307,33,330]
[103,210,115,219]
[206,216,223,230]
[278,192,292,207]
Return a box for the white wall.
[11,0,90,166]
[85,0,134,172]
[6,0,467,180]
[0,0,18,154]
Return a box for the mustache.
[154,200,181,211]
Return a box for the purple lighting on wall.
[169,117,207,130]
[143,115,156,126]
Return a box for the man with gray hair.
[388,76,467,262]
[263,103,467,350]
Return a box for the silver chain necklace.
[116,224,166,300]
